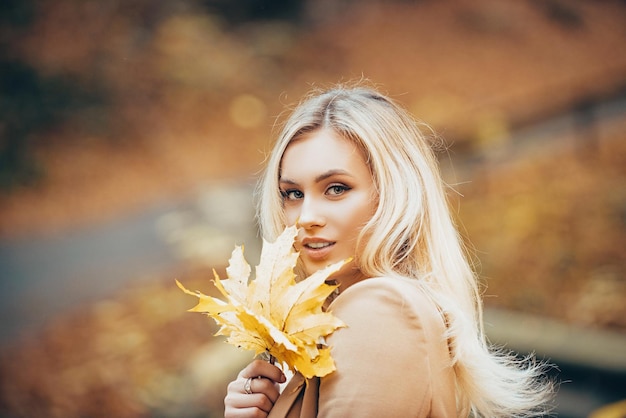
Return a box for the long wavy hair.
[256,83,554,417]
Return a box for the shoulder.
[330,276,444,333]
[336,275,430,301]
[318,277,456,417]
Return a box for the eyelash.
[327,184,350,195]
[280,184,351,201]
[281,189,303,200]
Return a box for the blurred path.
[0,184,260,345]
[485,308,626,418]
[0,202,179,342]
[0,95,625,416]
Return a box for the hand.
[224,359,287,418]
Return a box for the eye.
[326,184,350,196]
[281,189,304,201]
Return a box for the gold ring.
[244,377,253,394]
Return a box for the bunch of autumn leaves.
[177,225,347,379]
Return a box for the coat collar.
[268,373,306,417]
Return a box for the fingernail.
[280,373,286,383]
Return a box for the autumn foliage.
[177,225,347,379]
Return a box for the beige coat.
[268,276,457,418]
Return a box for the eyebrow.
[279,169,353,185]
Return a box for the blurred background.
[0,0,625,416]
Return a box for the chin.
[329,261,362,280]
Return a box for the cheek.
[283,205,299,225]
[344,198,376,236]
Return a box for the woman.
[224,84,554,417]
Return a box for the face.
[279,128,378,289]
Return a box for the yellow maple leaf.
[176,225,347,379]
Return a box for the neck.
[323,269,369,309]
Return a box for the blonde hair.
[256,83,554,417]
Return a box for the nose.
[296,196,326,230]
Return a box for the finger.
[224,404,268,418]
[227,392,274,414]
[239,359,286,383]
[242,377,281,403]
[230,376,280,403]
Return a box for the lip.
[300,238,336,260]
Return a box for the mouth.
[301,239,335,260]
[304,242,333,249]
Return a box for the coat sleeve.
[317,277,455,418]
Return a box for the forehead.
[280,129,369,176]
